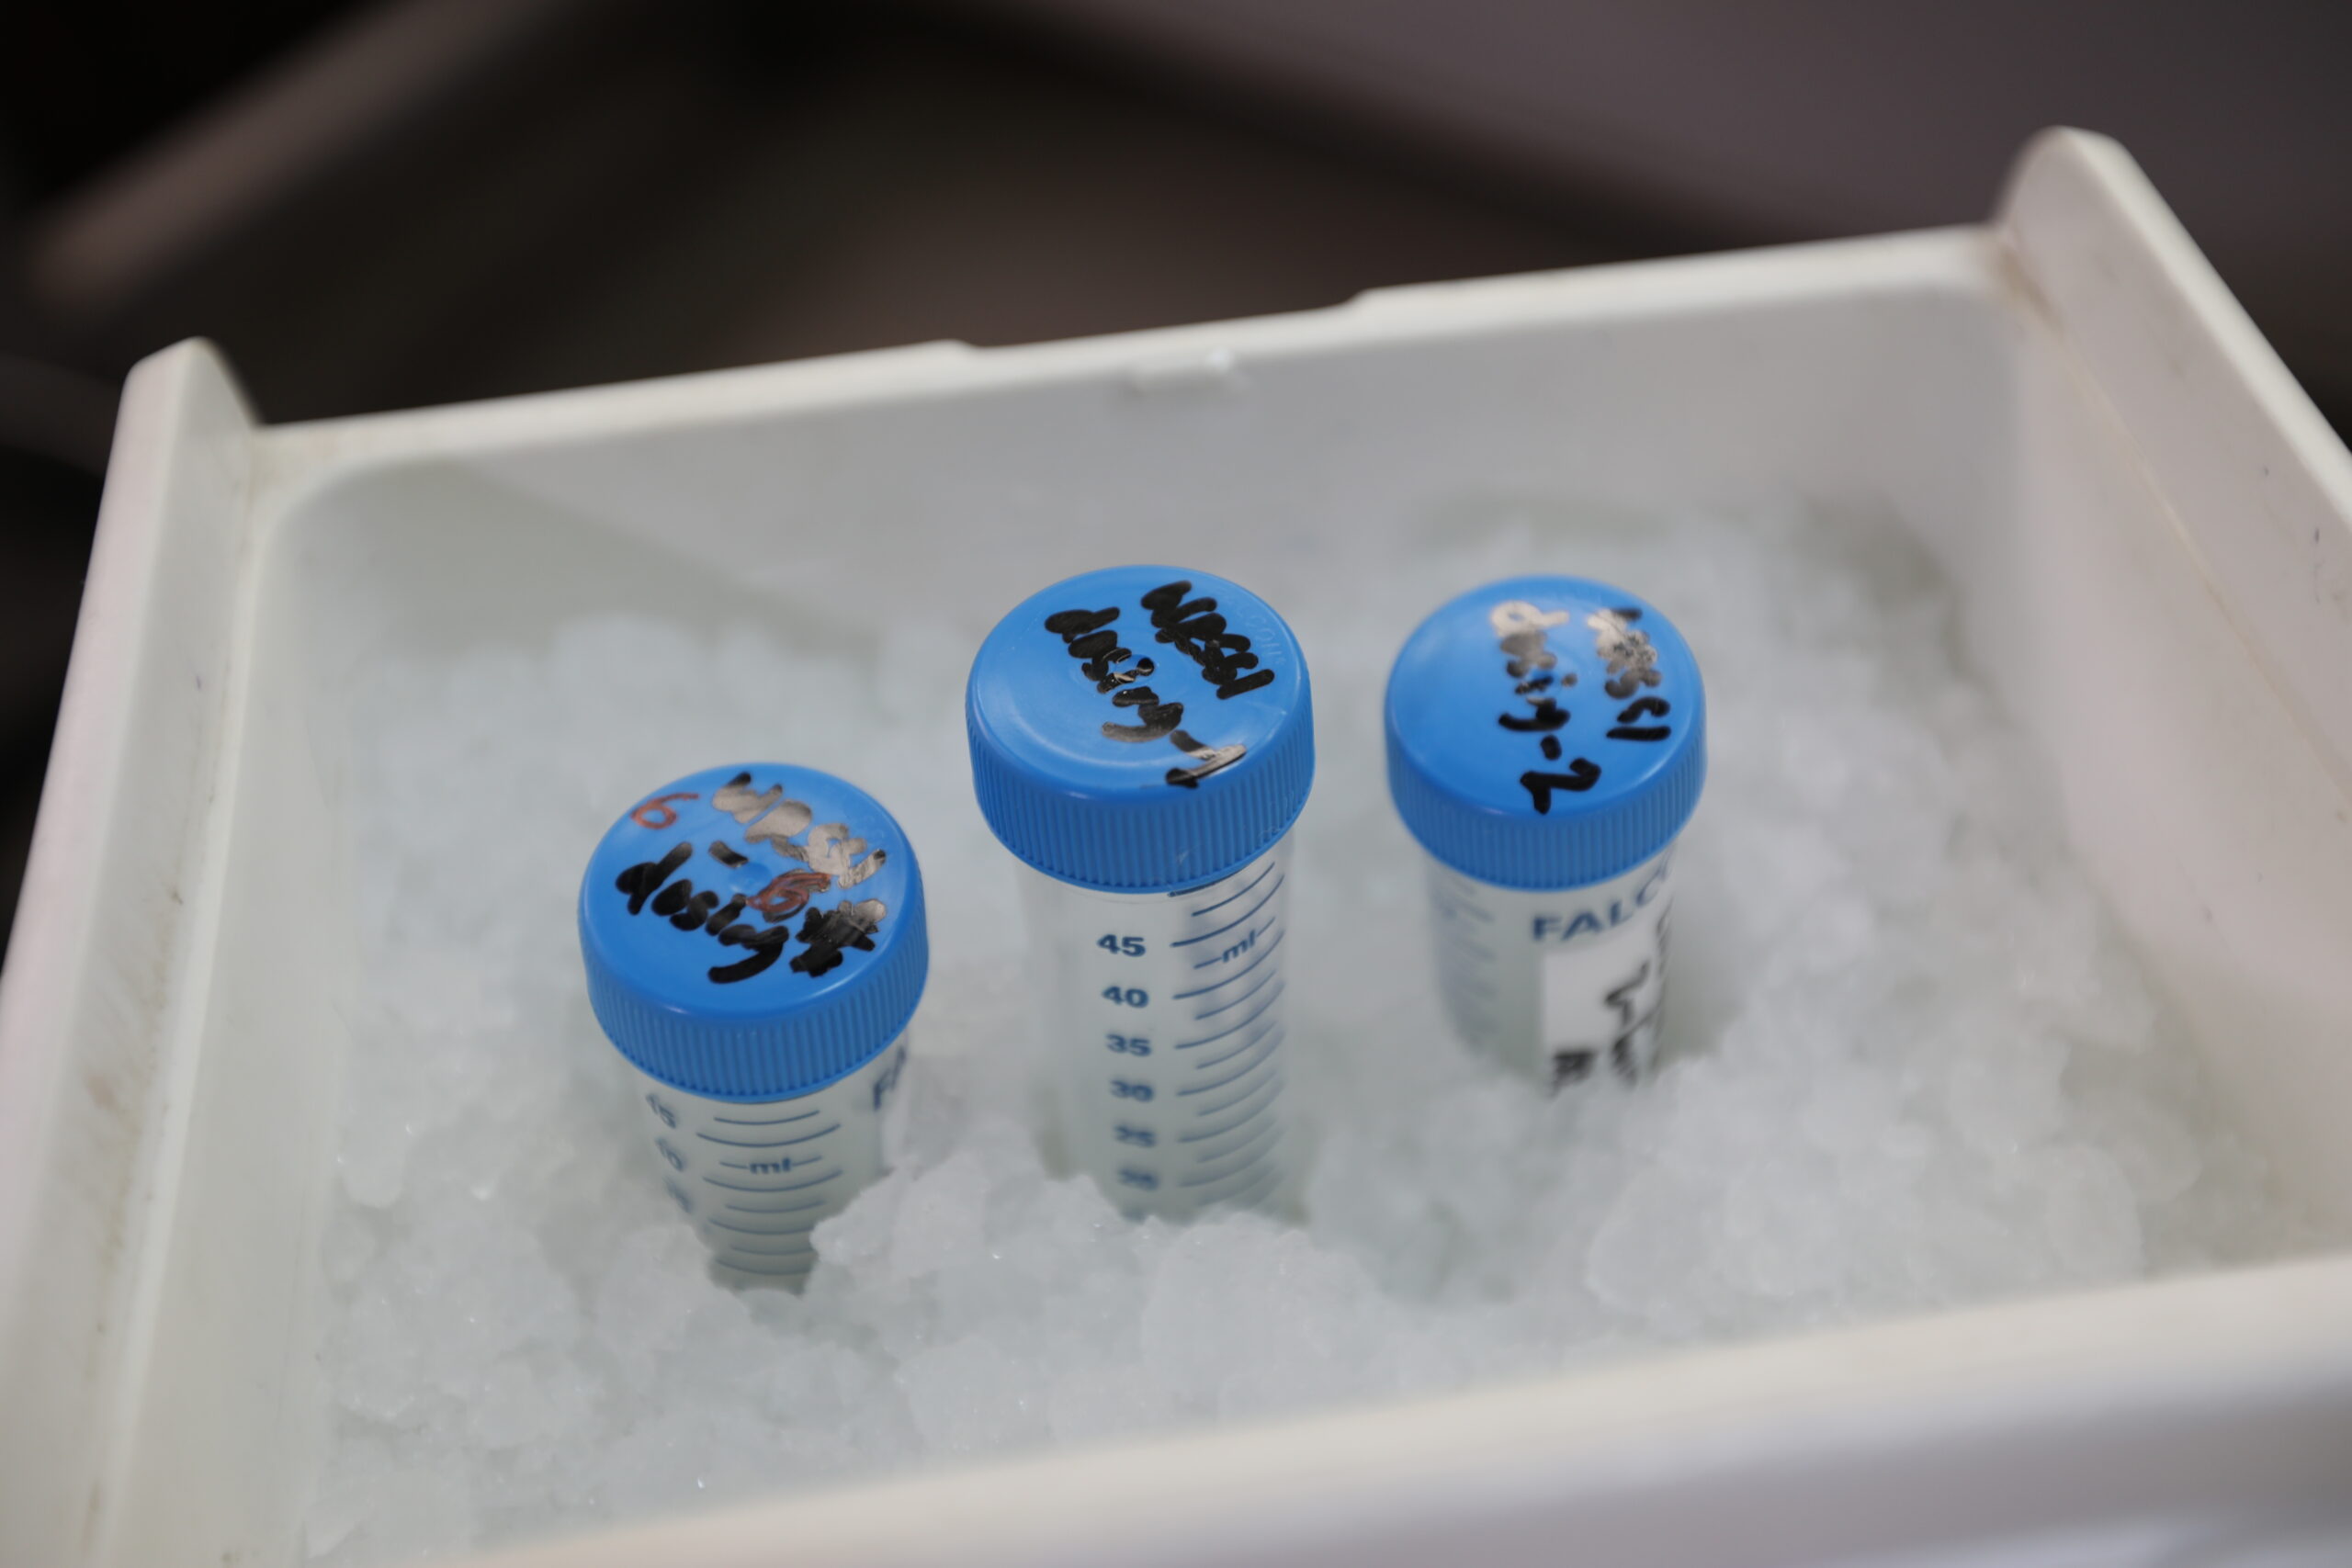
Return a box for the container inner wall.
[93,231,2352,1566]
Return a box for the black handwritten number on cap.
[1103,986,1148,1008]
[1518,761,1601,814]
[1106,1032,1152,1055]
[1607,697,1673,742]
[1098,934,1147,956]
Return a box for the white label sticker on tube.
[1538,872,1670,1088]
[1423,849,1674,1089]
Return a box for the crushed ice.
[306,505,2333,1562]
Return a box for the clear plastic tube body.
[1018,837,1292,1219]
[631,1039,907,1286]
[1424,845,1675,1090]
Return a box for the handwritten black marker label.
[709,923,791,984]
[619,841,693,915]
[789,900,884,977]
[1140,580,1276,699]
[1484,598,1679,813]
[613,772,889,985]
[1498,697,1569,733]
[1488,602,1602,814]
[1606,696,1672,742]
[1045,580,1272,788]
[1043,607,1158,693]
[1519,761,1601,814]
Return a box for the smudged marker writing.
[1487,600,1603,809]
[1047,584,1268,788]
[1141,580,1276,699]
[611,769,893,987]
[1166,732,1245,789]
[581,761,925,1286]
[618,842,693,915]
[790,899,885,977]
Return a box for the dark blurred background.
[3,0,2348,937]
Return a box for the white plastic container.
[7,130,2352,1568]
[967,567,1312,1219]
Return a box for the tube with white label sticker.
[967,567,1315,1220]
[578,763,927,1286]
[1386,578,1704,1089]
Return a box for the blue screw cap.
[1386,576,1705,891]
[578,762,928,1101]
[967,566,1316,892]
